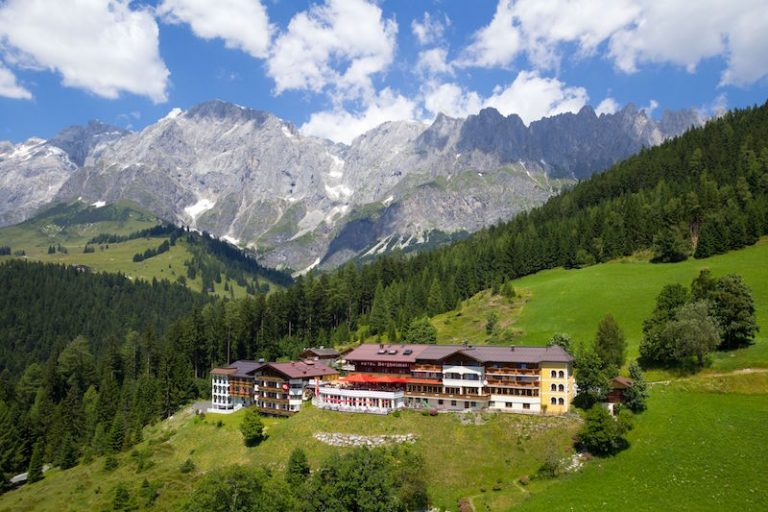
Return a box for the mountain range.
[0,100,704,272]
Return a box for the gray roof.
[347,343,573,365]
[229,360,267,377]
[301,347,340,357]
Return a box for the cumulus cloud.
[595,97,619,116]
[422,81,482,119]
[411,12,449,46]
[300,88,417,144]
[423,71,588,125]
[0,62,31,99]
[267,0,397,100]
[461,0,768,86]
[459,0,521,68]
[416,48,453,76]
[0,0,169,102]
[158,0,273,59]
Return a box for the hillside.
[429,238,768,373]
[0,200,291,298]
[0,371,763,511]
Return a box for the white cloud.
[0,0,168,102]
[301,88,417,144]
[422,81,482,119]
[461,0,768,86]
[595,97,619,116]
[411,12,448,46]
[267,0,397,100]
[416,48,453,76]
[0,62,31,99]
[158,0,272,59]
[423,71,589,125]
[459,0,521,68]
[483,71,589,124]
[641,99,659,116]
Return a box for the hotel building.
[210,359,337,415]
[314,343,574,415]
[209,343,574,416]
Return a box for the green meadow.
[0,201,276,298]
[433,238,768,372]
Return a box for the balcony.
[259,395,288,404]
[486,380,539,388]
[258,407,293,417]
[485,367,539,376]
[405,390,490,400]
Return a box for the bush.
[240,408,266,447]
[180,458,196,474]
[576,405,633,456]
[104,455,119,471]
[428,408,438,416]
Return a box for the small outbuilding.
[607,376,634,404]
[299,347,340,362]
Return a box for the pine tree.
[57,434,79,469]
[108,413,126,453]
[285,447,310,486]
[594,314,626,370]
[624,362,649,413]
[426,277,445,316]
[27,441,44,483]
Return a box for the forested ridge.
[177,102,768,368]
[1,102,767,490]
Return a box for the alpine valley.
[0,100,703,273]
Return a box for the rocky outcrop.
[0,100,704,271]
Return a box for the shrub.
[104,455,119,471]
[180,458,196,474]
[240,408,266,447]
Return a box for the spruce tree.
[594,314,626,370]
[285,447,310,486]
[624,362,649,413]
[27,441,44,483]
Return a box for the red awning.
[341,374,408,384]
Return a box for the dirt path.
[650,367,768,386]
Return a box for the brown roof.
[345,344,433,363]
[210,367,237,375]
[347,343,573,365]
[611,376,634,389]
[266,361,338,379]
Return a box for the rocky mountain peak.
[184,99,273,126]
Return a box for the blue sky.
[0,0,767,144]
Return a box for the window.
[558,398,565,405]
[558,370,565,378]
[550,383,557,391]
[550,397,557,405]
[505,402,513,408]
[471,402,477,407]
[451,400,457,407]
[438,399,444,405]
[558,384,565,392]
[550,370,557,378]
[523,403,530,410]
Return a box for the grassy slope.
[0,407,579,511]
[432,238,768,372]
[513,373,768,511]
[0,202,276,299]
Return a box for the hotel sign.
[359,360,411,369]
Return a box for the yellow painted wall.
[539,362,575,415]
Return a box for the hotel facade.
[210,343,574,416]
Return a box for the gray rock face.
[0,99,704,271]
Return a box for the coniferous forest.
[1,102,767,489]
